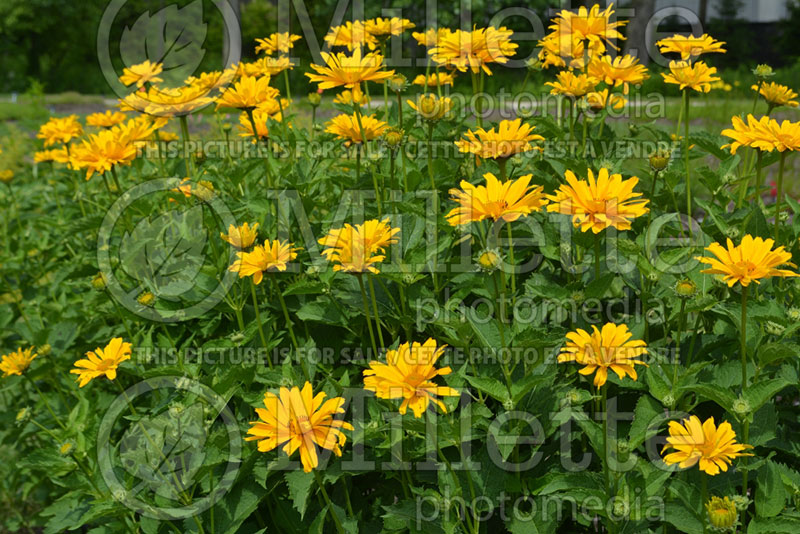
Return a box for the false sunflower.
[365,17,415,38]
[229,240,298,284]
[220,222,259,249]
[333,89,370,107]
[306,48,394,94]
[363,338,459,418]
[407,94,453,121]
[661,416,752,475]
[446,172,546,225]
[557,323,647,387]
[325,113,388,145]
[70,338,132,387]
[546,168,649,233]
[70,129,137,180]
[428,27,517,75]
[37,115,83,147]
[455,119,543,160]
[324,21,378,51]
[587,54,649,94]
[548,3,627,54]
[86,110,128,128]
[0,347,38,378]
[119,60,164,87]
[216,75,278,111]
[246,382,353,473]
[318,219,400,274]
[243,56,294,77]
[412,28,454,48]
[586,89,626,111]
[695,235,798,287]
[546,70,598,98]
[255,33,302,55]
[751,81,799,109]
[662,60,720,93]
[412,72,455,87]
[656,34,726,60]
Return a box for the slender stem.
[357,274,379,358]
[648,170,660,229]
[25,375,67,430]
[701,474,708,534]
[271,274,304,377]
[250,279,272,368]
[507,223,516,309]
[683,90,692,235]
[367,275,385,349]
[602,385,611,498]
[396,91,403,129]
[371,158,383,217]
[674,298,686,386]
[741,286,749,388]
[314,470,345,534]
[594,232,601,280]
[179,115,195,178]
[774,152,787,242]
[110,165,122,193]
[283,69,292,103]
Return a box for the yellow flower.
[136,291,155,307]
[243,56,294,77]
[363,338,459,418]
[245,382,353,473]
[325,113,388,145]
[37,115,83,147]
[429,26,517,75]
[446,172,546,225]
[721,114,771,155]
[324,21,378,51]
[216,75,279,111]
[706,497,738,530]
[546,168,649,233]
[412,72,455,87]
[656,34,726,60]
[333,89,370,107]
[0,347,38,378]
[407,94,453,121]
[306,48,394,93]
[319,219,400,274]
[185,71,227,92]
[220,222,259,249]
[70,129,137,180]
[412,28,454,48]
[661,416,752,475]
[0,170,13,184]
[586,88,626,111]
[661,60,720,93]
[549,3,627,53]
[86,110,128,128]
[546,70,599,98]
[587,54,649,94]
[752,81,799,109]
[255,33,302,55]
[455,118,544,160]
[70,338,132,387]
[537,33,592,70]
[365,17,415,38]
[121,84,214,117]
[557,323,647,387]
[34,148,71,164]
[695,235,798,287]
[229,240,298,284]
[112,116,159,144]
[238,105,284,141]
[477,249,502,271]
[119,60,164,87]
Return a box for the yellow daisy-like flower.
[255,33,302,55]
[446,172,546,225]
[546,70,598,98]
[586,89,626,111]
[325,113,389,145]
[229,240,299,285]
[185,71,227,92]
[70,129,137,180]
[661,60,720,93]
[306,48,394,93]
[363,338,459,418]
[557,323,647,387]
[695,235,798,287]
[412,28,454,48]
[656,34,726,60]
[120,84,215,117]
[706,497,738,530]
[407,94,453,121]
[112,116,159,145]
[243,56,294,77]
[0,347,38,378]
[220,222,259,249]
[587,54,649,95]
[70,338,132,388]
[412,72,455,87]
[455,118,544,160]
[546,168,649,233]
[721,114,771,155]
[751,81,799,109]
[245,382,353,473]
[37,115,84,147]
[216,75,278,111]
[318,219,400,274]
[324,21,378,51]
[365,17,415,38]
[0,170,13,184]
[549,3,627,53]
[537,32,592,70]
[86,110,128,128]
[661,415,752,476]
[333,89,370,107]
[238,104,285,141]
[34,147,71,164]
[429,26,517,75]
[119,60,164,87]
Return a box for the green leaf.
[464,375,509,403]
[628,395,665,449]
[285,470,314,520]
[757,343,800,366]
[664,501,703,534]
[747,517,800,534]
[743,378,792,414]
[755,461,787,519]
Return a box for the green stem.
[602,385,610,494]
[25,375,67,430]
[179,115,195,178]
[283,69,292,102]
[774,152,787,242]
[314,469,345,534]
[357,274,379,358]
[741,286,748,388]
[683,90,692,235]
[110,165,122,193]
[250,279,272,368]
[367,275,385,349]
[507,223,516,309]
[396,91,403,129]
[674,298,686,386]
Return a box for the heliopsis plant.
[229,239,298,284]
[0,347,38,378]
[446,172,546,225]
[455,119,544,162]
[557,323,647,388]
[661,416,752,475]
[220,222,259,249]
[318,219,400,274]
[70,338,132,387]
